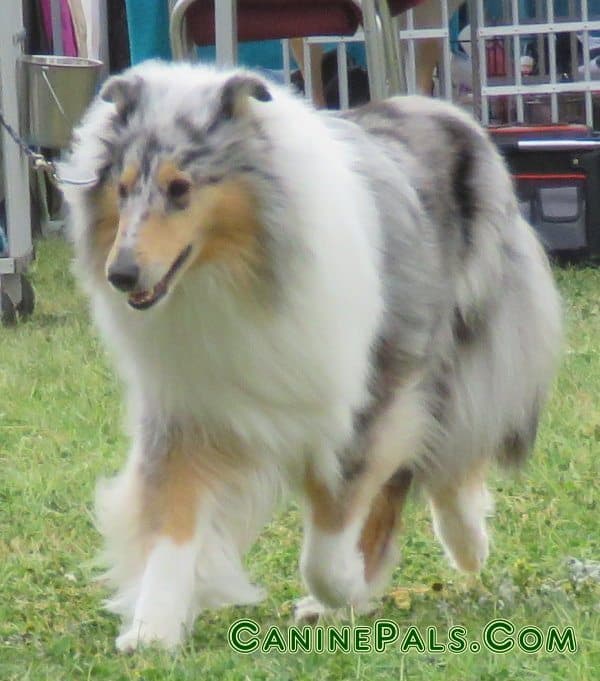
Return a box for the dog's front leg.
[108,437,205,652]
[297,462,413,622]
[297,383,425,621]
[116,535,198,651]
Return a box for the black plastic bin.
[490,124,600,258]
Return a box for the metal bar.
[441,0,452,99]
[511,0,524,122]
[483,81,600,96]
[215,0,238,66]
[170,0,196,60]
[547,0,558,123]
[397,27,450,40]
[535,0,546,78]
[469,0,485,123]
[97,0,109,80]
[375,0,404,95]
[282,39,291,86]
[568,0,579,81]
[0,0,32,265]
[305,33,365,45]
[477,20,600,37]
[50,0,64,55]
[518,140,600,150]
[361,0,387,100]
[405,9,417,94]
[303,39,312,103]
[337,42,349,109]
[581,0,593,127]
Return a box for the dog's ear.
[212,74,272,126]
[100,74,143,122]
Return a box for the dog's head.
[75,64,274,310]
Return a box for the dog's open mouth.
[127,245,192,310]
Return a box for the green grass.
[1,237,598,680]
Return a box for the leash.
[0,110,96,187]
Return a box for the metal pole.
[50,0,64,56]
[547,0,558,122]
[581,0,593,127]
[468,0,483,123]
[282,39,291,86]
[215,0,238,66]
[97,0,109,80]
[0,0,32,304]
[303,39,312,103]
[337,42,349,109]
[441,0,452,100]
[0,3,31,262]
[362,0,387,100]
[374,0,405,95]
[405,10,417,94]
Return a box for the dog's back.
[334,96,562,480]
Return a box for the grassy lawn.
[1,237,598,680]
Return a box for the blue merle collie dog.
[61,61,562,650]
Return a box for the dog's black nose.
[107,251,140,292]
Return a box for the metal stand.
[0,0,35,325]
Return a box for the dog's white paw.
[115,620,184,652]
[300,535,367,607]
[293,595,378,624]
[293,595,330,624]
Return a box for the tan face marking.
[104,157,265,295]
[133,176,264,281]
[194,178,264,275]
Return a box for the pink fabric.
[40,0,78,57]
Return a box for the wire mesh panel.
[281,34,366,110]
[281,2,459,109]
[279,1,600,130]
[395,0,454,99]
[474,0,600,127]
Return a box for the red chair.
[169,1,427,100]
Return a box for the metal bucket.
[19,55,102,149]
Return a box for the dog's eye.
[167,179,191,202]
[118,182,128,200]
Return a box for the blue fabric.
[124,1,366,69]
[124,0,171,63]
[197,41,284,69]
[124,0,285,68]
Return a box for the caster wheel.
[1,291,17,326]
[16,275,35,318]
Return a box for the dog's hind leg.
[425,464,493,573]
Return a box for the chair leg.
[375,0,405,95]
[214,0,238,66]
[362,0,406,100]
[361,0,387,100]
[169,0,198,61]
